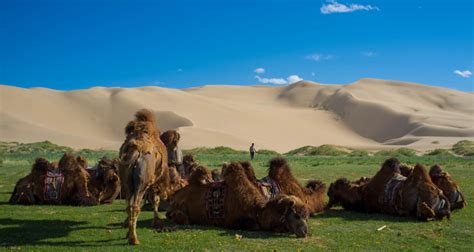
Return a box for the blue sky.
[1,0,472,91]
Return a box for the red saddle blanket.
[206,182,226,219]
[43,169,65,203]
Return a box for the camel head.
[188,165,213,185]
[160,130,180,150]
[264,195,309,238]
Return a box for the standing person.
[249,143,257,160]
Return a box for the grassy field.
[0,144,473,251]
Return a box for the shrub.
[424,149,454,157]
[286,145,350,156]
[452,140,474,156]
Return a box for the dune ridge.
[1,78,473,152]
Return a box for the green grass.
[1,145,473,251]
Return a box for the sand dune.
[1,78,473,152]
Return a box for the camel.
[9,153,101,206]
[86,156,121,204]
[429,165,466,210]
[260,157,326,215]
[118,109,170,245]
[328,158,451,220]
[166,162,310,237]
[326,178,366,212]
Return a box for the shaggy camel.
[9,153,105,206]
[387,164,451,220]
[118,109,169,245]
[166,162,310,237]
[326,178,366,212]
[86,156,121,204]
[429,165,466,210]
[260,157,326,215]
[391,163,465,211]
[328,159,451,220]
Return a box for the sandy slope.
[1,78,473,152]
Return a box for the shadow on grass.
[317,208,418,223]
[0,218,122,247]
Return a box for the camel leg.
[127,190,147,245]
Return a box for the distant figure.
[249,143,257,160]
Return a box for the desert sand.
[1,78,473,152]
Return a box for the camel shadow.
[0,218,121,247]
[317,208,419,223]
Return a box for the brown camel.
[328,160,451,220]
[118,109,169,245]
[327,178,366,212]
[356,158,451,220]
[261,157,326,215]
[86,156,121,204]
[429,165,466,210]
[166,162,310,237]
[9,153,97,206]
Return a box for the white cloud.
[255,75,304,85]
[306,53,335,61]
[254,67,265,74]
[362,51,376,57]
[287,75,303,84]
[321,0,379,14]
[454,70,472,78]
[255,75,288,85]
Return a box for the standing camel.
[119,109,169,245]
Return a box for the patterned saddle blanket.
[259,177,281,200]
[206,181,227,219]
[44,169,65,203]
[383,174,407,206]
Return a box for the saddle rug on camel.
[206,182,226,219]
[44,169,64,203]
[383,174,407,207]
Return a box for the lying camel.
[328,158,451,220]
[429,165,466,210]
[9,153,106,206]
[327,178,365,212]
[392,163,465,211]
[260,157,326,215]
[166,162,310,237]
[86,156,121,204]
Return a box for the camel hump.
[412,163,431,181]
[269,157,288,169]
[135,109,156,123]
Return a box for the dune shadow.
[317,208,419,223]
[0,218,120,247]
